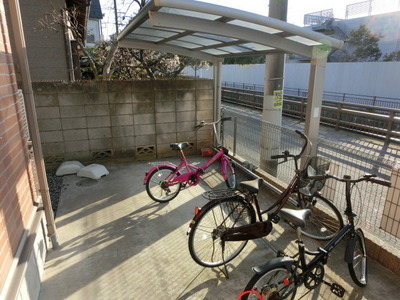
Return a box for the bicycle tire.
[298,195,344,240]
[145,166,182,202]
[188,197,256,267]
[224,160,237,189]
[242,267,297,300]
[348,228,368,287]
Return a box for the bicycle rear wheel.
[299,195,343,240]
[188,197,256,267]
[241,267,296,300]
[145,166,181,202]
[348,228,368,287]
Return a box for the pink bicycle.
[143,117,236,202]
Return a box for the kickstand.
[218,263,229,279]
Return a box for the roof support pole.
[213,58,223,120]
[304,47,328,157]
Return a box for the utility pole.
[114,0,119,35]
[259,0,288,175]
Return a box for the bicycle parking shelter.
[117,0,344,154]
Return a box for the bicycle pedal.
[330,283,345,298]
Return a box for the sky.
[99,0,400,40]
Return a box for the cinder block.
[177,111,196,122]
[34,94,59,107]
[196,100,213,111]
[196,88,213,101]
[60,106,85,118]
[65,140,90,152]
[40,131,63,143]
[176,121,195,133]
[41,142,65,155]
[108,92,133,104]
[111,115,134,126]
[176,90,195,101]
[134,114,154,125]
[59,93,85,106]
[61,117,87,130]
[155,101,176,113]
[84,93,109,105]
[107,81,133,92]
[131,80,154,91]
[110,103,133,115]
[177,131,195,141]
[154,80,175,91]
[155,90,175,102]
[133,103,154,114]
[156,123,176,134]
[196,79,213,89]
[135,134,155,146]
[132,91,154,103]
[87,116,111,128]
[157,133,177,144]
[113,137,135,148]
[88,127,112,139]
[156,112,176,123]
[38,118,62,131]
[112,126,134,137]
[89,138,113,150]
[135,124,155,135]
[85,105,110,116]
[196,110,213,121]
[36,107,60,119]
[176,100,195,112]
[176,80,196,90]
[63,129,88,141]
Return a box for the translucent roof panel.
[117,0,343,61]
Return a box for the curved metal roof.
[117,0,344,61]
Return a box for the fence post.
[385,111,395,144]
[336,103,343,130]
[380,163,399,239]
[342,93,346,102]
[233,116,237,156]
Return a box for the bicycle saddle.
[280,208,311,228]
[170,142,191,151]
[240,178,263,194]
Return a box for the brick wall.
[0,0,37,293]
[33,80,214,166]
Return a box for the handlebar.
[308,173,391,187]
[270,130,309,160]
[194,117,232,130]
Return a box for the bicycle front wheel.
[145,166,182,202]
[224,160,237,189]
[188,197,256,267]
[242,267,296,300]
[299,195,344,240]
[348,228,368,287]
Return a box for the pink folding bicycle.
[143,117,236,202]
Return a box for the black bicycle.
[240,173,391,299]
[187,130,344,268]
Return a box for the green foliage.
[383,50,400,61]
[342,24,382,62]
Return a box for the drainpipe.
[8,0,59,249]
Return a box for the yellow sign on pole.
[273,90,283,108]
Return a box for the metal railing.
[222,87,400,143]
[222,81,400,109]
[221,107,399,246]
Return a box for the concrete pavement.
[39,156,400,300]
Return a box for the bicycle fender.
[143,164,178,184]
[344,229,364,263]
[252,256,294,275]
[186,195,242,234]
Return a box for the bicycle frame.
[143,147,231,187]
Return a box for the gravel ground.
[46,170,63,217]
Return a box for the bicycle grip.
[370,178,391,187]
[271,154,285,159]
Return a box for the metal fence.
[222,81,400,109]
[221,107,399,245]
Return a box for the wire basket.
[299,156,331,191]
[202,189,240,201]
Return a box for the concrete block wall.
[32,80,214,166]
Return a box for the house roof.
[117,0,344,62]
[90,0,103,19]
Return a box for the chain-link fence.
[222,107,399,245]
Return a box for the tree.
[223,55,266,65]
[383,50,400,61]
[342,24,382,62]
